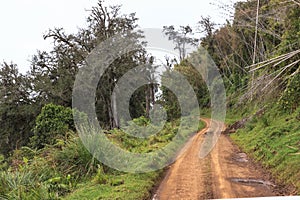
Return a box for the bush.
[30,104,74,149]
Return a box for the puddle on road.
[152,194,158,200]
[230,178,276,187]
[234,153,249,163]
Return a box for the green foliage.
[231,108,300,193]
[159,86,181,121]
[0,0,211,199]
[108,118,181,153]
[132,116,150,126]
[31,103,74,149]
[0,62,38,155]
[4,131,99,199]
[52,135,99,178]
[64,116,204,199]
[1,0,299,198]
[174,61,210,108]
[9,147,58,182]
[45,174,77,198]
[65,172,160,200]
[0,169,76,200]
[279,4,300,53]
[279,73,300,112]
[94,165,109,185]
[0,170,49,200]
[261,115,270,127]
[0,154,8,171]
[0,110,205,199]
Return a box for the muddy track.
[153,118,281,200]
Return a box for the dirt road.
[153,119,280,200]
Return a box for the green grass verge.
[64,172,160,200]
[0,116,206,200]
[230,107,300,194]
[63,118,205,199]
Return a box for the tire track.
[154,118,278,200]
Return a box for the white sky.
[0,0,236,74]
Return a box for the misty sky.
[0,0,237,73]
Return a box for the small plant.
[0,170,48,200]
[46,174,77,198]
[94,165,108,185]
[132,116,150,126]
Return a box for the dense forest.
[0,0,299,199]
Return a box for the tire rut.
[153,118,280,200]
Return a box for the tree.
[198,16,216,54]
[30,0,151,130]
[174,60,209,107]
[163,25,199,61]
[0,62,37,155]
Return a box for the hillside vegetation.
[0,0,299,198]
[231,106,300,193]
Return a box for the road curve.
[153,118,278,200]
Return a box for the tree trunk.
[112,87,120,128]
[145,86,150,118]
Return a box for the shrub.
[30,104,74,149]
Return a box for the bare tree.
[163,25,199,61]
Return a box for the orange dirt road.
[153,119,279,200]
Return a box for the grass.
[63,117,205,199]
[230,107,300,194]
[0,116,206,199]
[64,172,161,200]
